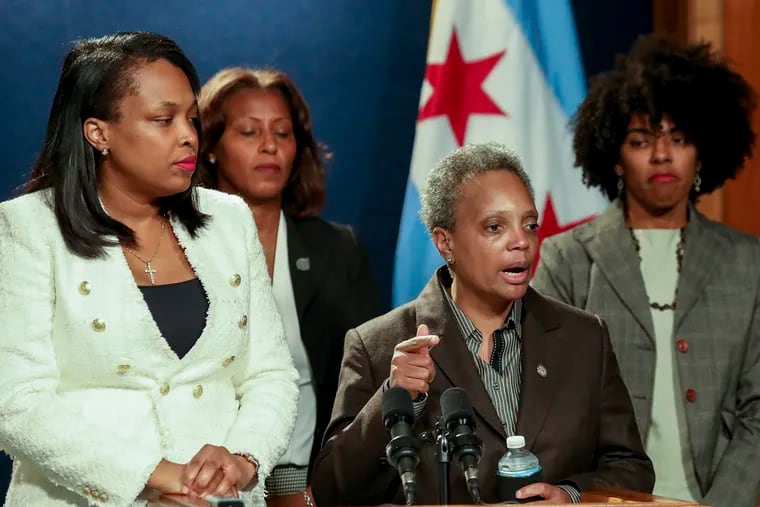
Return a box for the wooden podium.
[580,487,702,506]
[150,487,704,506]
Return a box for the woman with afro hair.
[533,34,760,507]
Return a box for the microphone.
[441,387,484,504]
[382,386,420,505]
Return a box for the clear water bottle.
[496,435,543,503]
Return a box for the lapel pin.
[296,257,310,271]
[536,364,547,378]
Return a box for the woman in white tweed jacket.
[0,32,298,506]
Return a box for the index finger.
[396,335,440,352]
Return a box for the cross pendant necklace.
[143,262,158,285]
[124,218,166,286]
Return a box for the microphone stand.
[433,417,451,505]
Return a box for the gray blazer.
[533,199,760,507]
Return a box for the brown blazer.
[311,269,654,506]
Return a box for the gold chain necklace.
[123,218,166,285]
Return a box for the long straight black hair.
[25,32,209,258]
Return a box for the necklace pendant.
[145,262,158,285]
[630,226,685,313]
[650,301,676,311]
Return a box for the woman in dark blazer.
[533,35,760,507]
[312,143,653,506]
[199,68,380,504]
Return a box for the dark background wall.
[0,0,651,499]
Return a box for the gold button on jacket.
[78,281,91,295]
[0,187,301,506]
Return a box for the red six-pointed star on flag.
[538,195,593,241]
[533,195,594,274]
[418,29,507,146]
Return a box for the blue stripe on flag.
[502,0,586,118]
[392,181,442,306]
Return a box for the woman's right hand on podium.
[516,482,570,504]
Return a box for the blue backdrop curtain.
[0,0,650,498]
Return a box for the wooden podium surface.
[580,487,702,506]
[150,487,704,506]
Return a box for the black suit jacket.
[284,214,380,476]
[311,269,654,505]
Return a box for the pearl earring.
[208,154,216,164]
[101,148,109,156]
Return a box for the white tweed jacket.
[0,188,299,507]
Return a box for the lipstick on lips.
[175,155,197,172]
[255,164,280,173]
[650,173,677,183]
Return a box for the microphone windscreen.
[382,386,414,427]
[441,387,474,424]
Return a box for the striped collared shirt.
[440,274,581,503]
[443,287,523,437]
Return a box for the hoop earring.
[694,171,702,193]
[617,175,624,196]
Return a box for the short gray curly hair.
[420,142,534,232]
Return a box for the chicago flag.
[392,0,607,306]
